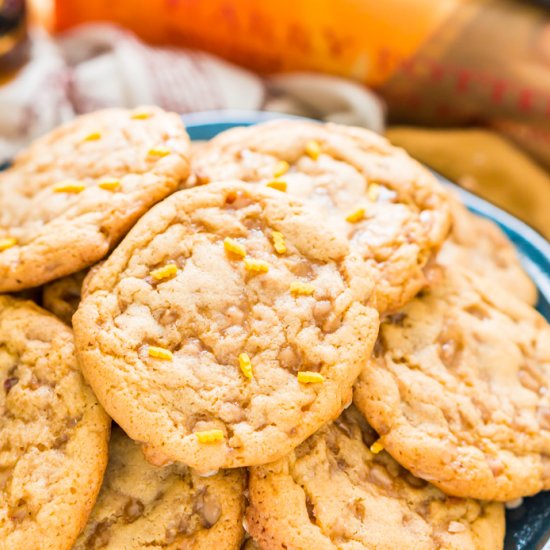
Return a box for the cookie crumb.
[271,231,287,254]
[273,160,289,178]
[223,237,246,258]
[148,146,171,157]
[83,131,101,142]
[290,281,315,296]
[238,353,253,379]
[98,178,120,191]
[266,180,287,192]
[195,430,224,444]
[370,440,384,454]
[150,264,178,281]
[0,237,17,251]
[297,371,325,384]
[148,346,173,361]
[305,140,321,160]
[53,181,86,193]
[346,208,365,223]
[244,257,269,273]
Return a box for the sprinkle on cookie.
[83,131,101,142]
[238,353,253,379]
[297,371,325,384]
[148,146,171,157]
[345,208,365,223]
[271,231,287,254]
[370,440,384,454]
[98,178,120,191]
[224,237,246,258]
[305,140,321,160]
[131,109,152,120]
[266,180,287,192]
[148,346,173,361]
[244,257,269,273]
[273,160,289,178]
[0,238,17,251]
[150,264,178,281]
[53,181,86,193]
[195,429,224,444]
[290,281,315,296]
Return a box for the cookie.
[74,426,246,550]
[354,266,550,500]
[43,270,87,325]
[438,196,537,305]
[246,406,504,550]
[73,181,379,471]
[0,296,110,549]
[193,120,451,313]
[0,106,190,292]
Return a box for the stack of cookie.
[0,108,547,550]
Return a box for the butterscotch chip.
[247,407,504,550]
[0,296,110,549]
[74,427,246,550]
[193,120,452,313]
[0,106,190,292]
[74,181,378,471]
[43,270,88,326]
[438,195,537,305]
[354,266,550,501]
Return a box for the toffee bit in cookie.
[148,146,171,157]
[131,109,152,119]
[367,183,381,202]
[271,231,287,254]
[195,429,224,444]
[223,237,246,258]
[273,160,289,178]
[290,281,315,296]
[244,257,269,273]
[0,237,17,251]
[345,208,365,223]
[148,346,174,361]
[150,264,178,281]
[83,131,101,142]
[53,181,86,193]
[297,371,325,384]
[448,521,467,533]
[98,178,120,191]
[238,353,253,379]
[266,180,287,192]
[370,439,384,454]
[4,376,18,393]
[305,140,321,160]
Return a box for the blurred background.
[2,0,550,238]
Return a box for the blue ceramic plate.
[183,110,550,550]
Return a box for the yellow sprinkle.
[195,429,224,444]
[0,238,17,251]
[131,109,152,120]
[266,180,287,192]
[148,146,171,157]
[305,140,321,160]
[271,231,286,254]
[370,440,384,454]
[98,178,120,191]
[297,371,325,384]
[345,208,365,223]
[368,183,380,202]
[244,257,269,273]
[290,281,315,296]
[238,353,253,379]
[150,264,178,281]
[53,181,86,193]
[147,346,173,361]
[273,160,289,178]
[223,237,246,259]
[83,131,101,142]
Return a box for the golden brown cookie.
[438,196,537,305]
[74,426,246,550]
[43,270,87,325]
[0,106,190,292]
[247,406,505,550]
[0,296,110,549]
[193,120,452,313]
[354,267,550,501]
[73,181,379,472]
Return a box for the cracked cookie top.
[354,266,550,501]
[74,426,246,550]
[73,181,379,471]
[247,406,504,550]
[192,120,452,313]
[0,106,190,292]
[0,296,110,549]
